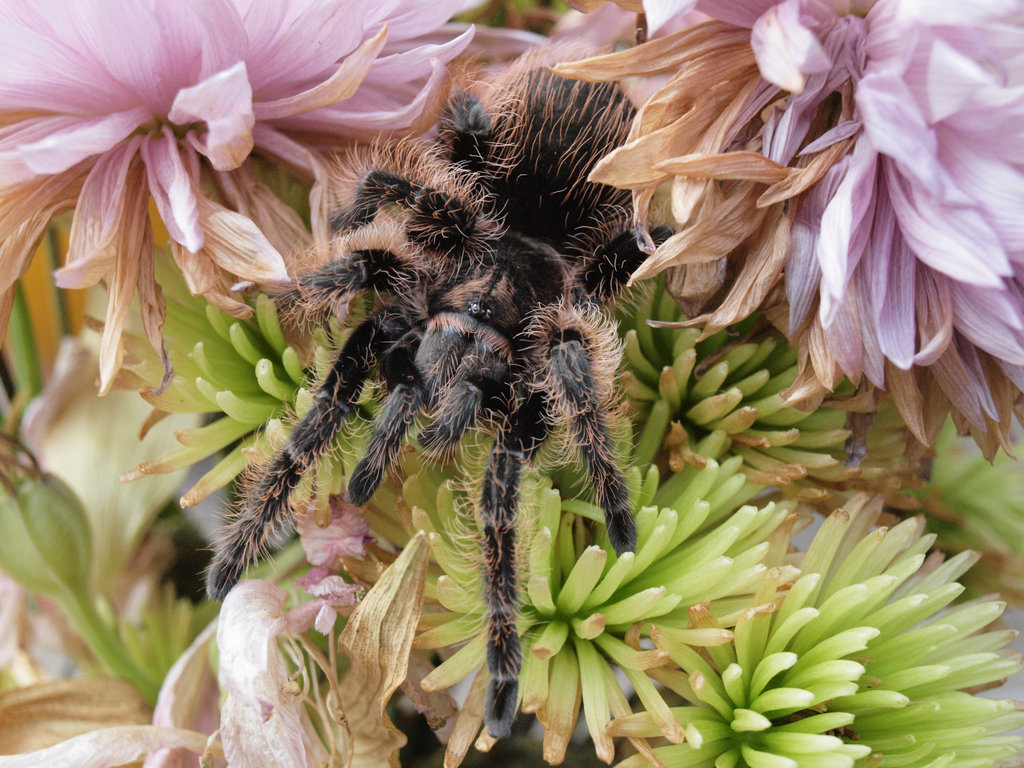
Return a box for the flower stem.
[60,588,161,704]
[8,284,43,400]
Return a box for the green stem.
[8,284,43,399]
[60,588,161,705]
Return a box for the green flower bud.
[0,470,92,599]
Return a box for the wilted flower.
[0,0,474,390]
[559,1,1024,457]
[613,494,1024,768]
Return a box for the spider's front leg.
[330,170,484,256]
[206,311,409,601]
[481,392,548,738]
[539,320,636,555]
[276,246,420,320]
[579,225,674,302]
[347,330,425,506]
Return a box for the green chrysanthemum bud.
[0,440,92,600]
[909,421,1024,603]
[357,439,798,767]
[125,253,373,514]
[613,494,1024,768]
[619,282,911,502]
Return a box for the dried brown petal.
[339,531,430,768]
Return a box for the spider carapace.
[207,50,669,738]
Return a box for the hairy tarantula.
[207,52,667,737]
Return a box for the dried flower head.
[557,1,1024,458]
[0,0,473,390]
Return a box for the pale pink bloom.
[0,0,473,391]
[0,726,211,768]
[748,0,1024,439]
[145,622,220,768]
[295,494,369,569]
[295,567,360,633]
[628,0,1024,448]
[217,580,329,768]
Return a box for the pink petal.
[289,56,450,136]
[867,199,916,370]
[695,0,777,28]
[240,1,370,91]
[751,0,831,93]
[296,498,369,569]
[253,26,388,121]
[217,581,325,768]
[0,726,209,768]
[195,196,289,284]
[144,621,219,768]
[140,128,203,253]
[11,108,151,178]
[170,61,254,172]
[357,25,473,86]
[816,139,877,325]
[314,604,338,634]
[950,282,1024,365]
[913,266,954,366]
[97,161,151,394]
[366,0,467,39]
[56,137,144,288]
[643,0,699,35]
[856,69,952,197]
[885,159,1009,288]
[216,580,289,709]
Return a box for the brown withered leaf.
[0,678,151,755]
[338,530,430,768]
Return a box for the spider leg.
[580,225,674,302]
[206,311,407,601]
[348,332,425,506]
[481,392,549,738]
[275,247,418,314]
[331,170,481,256]
[544,327,636,555]
[439,91,492,174]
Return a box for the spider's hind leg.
[534,314,636,555]
[206,311,408,601]
[481,393,548,738]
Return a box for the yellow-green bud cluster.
[619,282,909,502]
[615,495,1024,768]
[909,422,1024,603]
[126,255,372,509]
[360,440,796,765]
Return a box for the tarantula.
[207,51,667,738]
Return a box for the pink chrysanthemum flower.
[563,0,1024,456]
[0,0,473,391]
